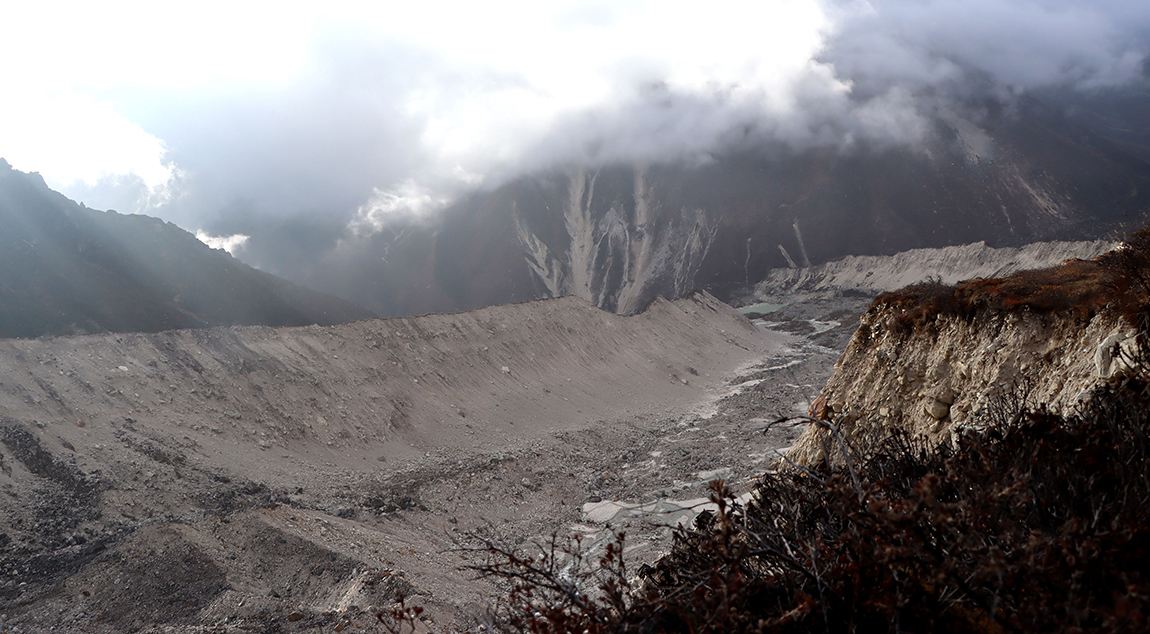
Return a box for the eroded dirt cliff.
[790,306,1132,464]
[788,247,1142,464]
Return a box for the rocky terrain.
[0,238,1116,632]
[790,292,1131,464]
[735,238,1116,382]
[786,241,1137,465]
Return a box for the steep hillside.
[788,236,1146,463]
[292,94,1150,317]
[0,160,374,339]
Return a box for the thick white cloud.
[348,180,449,236]
[0,92,177,208]
[0,0,1146,235]
[195,231,250,255]
[825,0,1150,92]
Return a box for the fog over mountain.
[5,5,1150,628]
[2,1,1149,313]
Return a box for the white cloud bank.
[195,231,250,255]
[0,0,1146,232]
[0,92,179,211]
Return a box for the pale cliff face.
[789,304,1135,465]
[515,166,718,314]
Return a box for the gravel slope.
[0,291,804,633]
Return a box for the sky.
[1,0,1148,255]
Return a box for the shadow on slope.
[0,159,374,339]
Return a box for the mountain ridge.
[292,93,1150,318]
[0,159,375,339]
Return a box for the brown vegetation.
[872,227,1150,331]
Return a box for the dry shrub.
[1098,226,1150,333]
[874,256,1114,332]
[868,233,1150,332]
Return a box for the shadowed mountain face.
[0,160,375,339]
[308,94,1150,317]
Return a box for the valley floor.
[2,236,1106,632]
[0,291,855,633]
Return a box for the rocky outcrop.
[788,264,1141,464]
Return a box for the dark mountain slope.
[0,160,374,339]
[306,92,1150,317]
